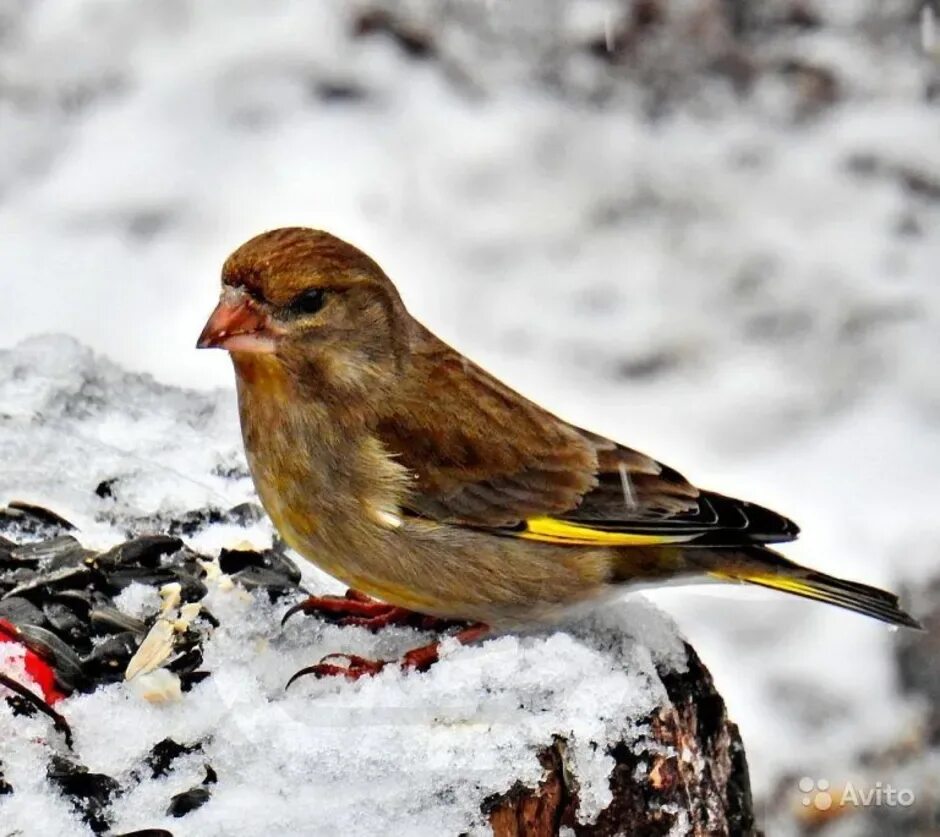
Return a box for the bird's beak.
[196,288,277,353]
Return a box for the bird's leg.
[282,589,463,633]
[286,622,490,686]
[399,623,490,671]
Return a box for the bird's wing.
[549,438,799,545]
[376,339,798,547]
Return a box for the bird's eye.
[288,288,327,316]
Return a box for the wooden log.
[486,645,757,837]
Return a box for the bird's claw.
[285,621,490,688]
[286,653,388,686]
[284,645,434,687]
[281,590,462,632]
[280,591,386,627]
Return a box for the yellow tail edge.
[710,568,923,630]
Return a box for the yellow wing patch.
[518,516,695,547]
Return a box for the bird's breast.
[235,367,413,584]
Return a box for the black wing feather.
[558,449,800,546]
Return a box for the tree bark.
[486,645,757,837]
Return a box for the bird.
[196,227,921,680]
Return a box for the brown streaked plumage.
[197,228,920,677]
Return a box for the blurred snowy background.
[1,0,939,833]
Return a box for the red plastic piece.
[0,618,67,704]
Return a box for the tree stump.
[486,646,757,837]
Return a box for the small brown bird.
[197,228,920,679]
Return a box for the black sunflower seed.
[267,549,302,584]
[0,503,75,540]
[50,589,107,615]
[3,564,93,602]
[145,738,203,779]
[218,546,301,585]
[179,670,211,691]
[0,596,47,628]
[43,601,89,645]
[167,645,203,675]
[12,535,84,566]
[98,566,179,592]
[47,755,119,834]
[92,536,184,573]
[166,786,210,818]
[94,479,117,499]
[197,608,220,628]
[13,623,86,691]
[7,502,76,531]
[82,632,139,681]
[217,548,259,575]
[89,606,147,636]
[175,573,208,603]
[230,564,299,600]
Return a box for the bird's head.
[198,228,412,396]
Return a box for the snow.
[113,583,163,622]
[1,1,938,833]
[0,335,248,547]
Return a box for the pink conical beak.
[197,289,276,353]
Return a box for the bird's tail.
[700,546,922,629]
